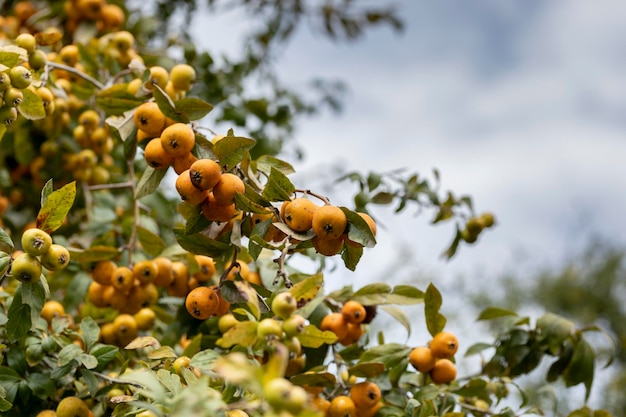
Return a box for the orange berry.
[132,259,158,285]
[99,3,125,30]
[176,169,209,205]
[312,204,347,240]
[160,123,195,157]
[327,395,357,417]
[320,312,348,341]
[87,281,107,308]
[430,358,457,384]
[133,102,166,136]
[144,138,173,169]
[189,158,222,191]
[173,152,198,175]
[430,331,459,359]
[185,286,219,320]
[201,193,237,223]
[282,197,317,232]
[111,266,134,292]
[212,173,245,206]
[153,256,174,287]
[349,381,381,409]
[338,322,364,346]
[341,300,366,324]
[312,235,344,256]
[193,255,216,282]
[167,261,189,297]
[409,346,436,373]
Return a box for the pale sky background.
[192,0,626,285]
[189,1,626,409]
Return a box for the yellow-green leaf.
[18,87,45,120]
[298,325,338,348]
[36,181,76,234]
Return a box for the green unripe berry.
[8,65,32,89]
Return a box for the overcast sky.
[191,0,626,289]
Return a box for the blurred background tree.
[469,239,626,416]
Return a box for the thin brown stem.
[91,371,144,388]
[272,238,293,288]
[47,62,105,90]
[294,189,331,205]
[127,159,139,265]
[218,249,241,287]
[84,181,133,191]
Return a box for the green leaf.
[380,305,411,337]
[0,253,10,278]
[255,155,295,176]
[354,283,391,296]
[358,343,412,369]
[298,325,338,348]
[106,109,137,143]
[80,317,100,352]
[351,284,423,306]
[464,342,493,357]
[213,135,256,170]
[234,191,271,214]
[0,366,21,405]
[137,225,166,257]
[348,362,385,378]
[234,280,261,320]
[216,321,258,349]
[58,344,83,367]
[135,166,168,199]
[81,368,99,396]
[26,372,55,399]
[174,228,231,258]
[96,83,144,115]
[0,51,23,67]
[477,307,518,321]
[174,97,213,121]
[7,287,31,341]
[0,228,13,251]
[153,84,187,123]
[536,313,575,354]
[90,344,119,367]
[342,207,376,248]
[341,243,362,271]
[563,338,595,400]
[370,192,395,205]
[21,281,46,324]
[290,372,336,388]
[424,283,446,337]
[36,181,76,234]
[40,179,53,207]
[261,167,295,201]
[289,273,323,305]
[17,87,45,120]
[68,245,120,263]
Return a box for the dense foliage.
[0,1,616,417]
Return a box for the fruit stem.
[294,189,330,205]
[218,248,241,287]
[126,157,140,265]
[92,370,144,388]
[272,239,293,288]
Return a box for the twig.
[218,249,241,287]
[47,62,105,90]
[295,189,330,205]
[84,181,133,191]
[272,238,293,288]
[127,158,139,265]
[92,370,144,388]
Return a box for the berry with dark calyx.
[8,65,32,89]
[271,291,297,319]
[10,252,42,283]
[41,244,71,271]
